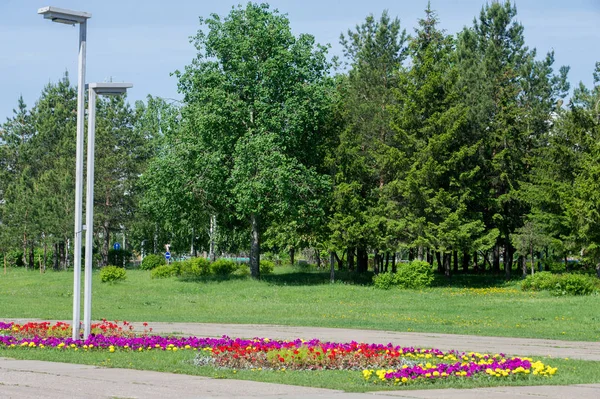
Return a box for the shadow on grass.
[176,269,375,286]
[262,270,375,286]
[430,272,522,288]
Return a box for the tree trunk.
[519,255,526,278]
[357,247,368,273]
[435,252,443,273]
[43,239,47,273]
[443,252,451,278]
[209,215,216,262]
[333,251,343,270]
[384,252,389,272]
[564,254,569,272]
[530,244,535,276]
[314,248,321,269]
[53,243,59,271]
[408,248,414,261]
[28,242,34,269]
[417,246,423,261]
[347,247,355,272]
[249,213,260,279]
[504,236,511,280]
[426,249,433,265]
[23,232,27,270]
[59,241,66,270]
[391,252,397,273]
[373,250,379,274]
[330,251,335,283]
[289,247,295,266]
[544,247,550,271]
[473,251,478,272]
[453,250,458,273]
[102,221,110,267]
[492,244,500,273]
[462,250,469,272]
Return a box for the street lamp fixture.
[83,82,133,339]
[38,5,91,341]
[38,6,91,25]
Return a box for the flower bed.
[0,320,557,385]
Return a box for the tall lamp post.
[84,83,133,339]
[38,6,91,340]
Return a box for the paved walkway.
[1,357,599,399]
[2,320,600,398]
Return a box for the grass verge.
[1,268,600,341]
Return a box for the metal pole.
[72,20,87,341]
[83,88,96,340]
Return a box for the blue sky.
[1,0,599,122]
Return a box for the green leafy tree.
[171,3,335,278]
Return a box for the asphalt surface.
[2,320,600,398]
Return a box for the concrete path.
[1,357,599,399]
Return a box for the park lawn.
[1,348,599,392]
[1,267,599,341]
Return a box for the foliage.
[169,2,335,278]
[210,259,237,276]
[150,264,179,279]
[521,272,598,296]
[100,266,127,283]
[259,260,275,275]
[373,260,434,289]
[5,250,24,267]
[179,257,211,279]
[140,254,166,270]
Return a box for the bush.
[151,264,178,279]
[372,272,396,290]
[260,260,274,275]
[554,274,597,296]
[180,257,211,279]
[6,250,24,267]
[234,263,250,277]
[373,260,434,290]
[140,254,166,270]
[211,259,237,276]
[522,272,598,296]
[521,271,557,291]
[100,266,127,283]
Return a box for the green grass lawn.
[1,267,599,341]
[2,348,599,392]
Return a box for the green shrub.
[211,259,237,276]
[521,272,557,291]
[235,263,250,276]
[522,272,598,296]
[140,254,166,270]
[150,264,178,279]
[554,274,597,296]
[260,260,274,275]
[180,257,211,279]
[373,260,434,289]
[100,266,127,283]
[396,260,434,289]
[6,250,24,267]
[372,272,396,290]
